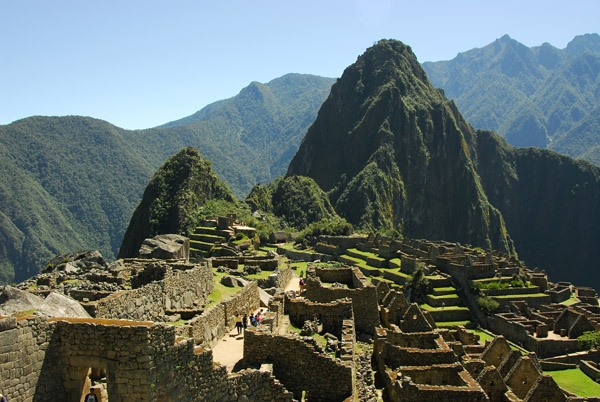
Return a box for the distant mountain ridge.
[0,73,334,284]
[288,39,600,290]
[423,33,600,165]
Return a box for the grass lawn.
[420,303,468,312]
[561,295,580,306]
[245,269,274,280]
[434,287,455,292]
[206,268,244,307]
[467,328,496,344]
[436,320,472,327]
[549,368,600,397]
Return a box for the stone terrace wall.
[86,264,212,322]
[0,316,64,402]
[318,235,367,249]
[314,266,353,285]
[184,282,260,347]
[244,328,353,402]
[285,298,352,338]
[164,263,214,309]
[88,282,165,321]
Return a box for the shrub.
[578,331,600,350]
[296,218,353,244]
[477,296,499,316]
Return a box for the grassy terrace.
[205,268,244,308]
[492,293,548,298]
[561,295,580,306]
[436,320,471,327]
[419,303,468,312]
[346,248,385,261]
[195,226,216,231]
[549,368,600,397]
[428,294,460,299]
[467,328,495,344]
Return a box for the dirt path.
[212,274,303,372]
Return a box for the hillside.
[0,74,334,284]
[423,33,600,165]
[288,39,600,289]
[118,147,235,258]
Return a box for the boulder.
[0,287,90,318]
[221,276,241,287]
[0,286,44,315]
[138,234,190,260]
[41,292,91,318]
[257,287,273,307]
[43,250,108,273]
[270,231,288,244]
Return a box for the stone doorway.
[65,356,117,402]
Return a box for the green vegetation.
[296,218,353,244]
[118,147,235,258]
[423,33,600,165]
[561,295,580,306]
[477,296,500,316]
[549,368,600,398]
[467,328,495,344]
[11,309,37,318]
[206,268,243,307]
[578,331,600,350]
[405,267,430,304]
[0,74,334,284]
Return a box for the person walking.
[235,314,243,335]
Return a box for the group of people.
[234,309,268,334]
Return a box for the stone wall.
[285,298,353,338]
[243,328,354,402]
[164,264,214,310]
[87,282,165,321]
[0,316,63,402]
[183,282,260,347]
[317,235,367,249]
[277,248,333,262]
[85,263,213,322]
[304,267,380,335]
[259,266,294,290]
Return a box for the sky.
[1,0,598,130]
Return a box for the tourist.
[235,314,243,335]
[242,313,248,330]
[0,392,6,402]
[299,278,305,293]
[84,388,98,402]
[250,313,257,326]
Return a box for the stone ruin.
[2,230,600,401]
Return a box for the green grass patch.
[549,368,600,398]
[420,304,468,312]
[389,258,401,268]
[195,226,216,232]
[434,287,455,292]
[245,270,274,280]
[561,295,580,306]
[277,243,296,250]
[493,293,548,298]
[428,294,459,299]
[436,320,471,327]
[347,248,384,261]
[467,328,496,344]
[205,268,243,307]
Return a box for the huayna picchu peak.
[288,39,600,290]
[288,39,514,255]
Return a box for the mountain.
[0,74,334,284]
[118,147,235,258]
[0,116,157,283]
[422,33,600,165]
[287,39,600,290]
[288,40,514,254]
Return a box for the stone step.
[190,240,214,251]
[190,233,226,243]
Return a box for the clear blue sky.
[1,0,598,129]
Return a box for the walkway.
[212,273,301,372]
